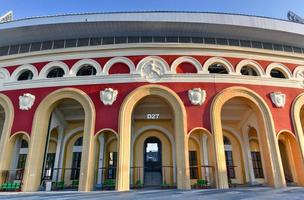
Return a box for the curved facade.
[0,11,304,192]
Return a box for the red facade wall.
[2,55,303,136]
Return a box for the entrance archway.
[131,95,175,188]
[211,87,285,189]
[187,128,215,188]
[0,94,14,184]
[94,129,118,190]
[277,131,304,186]
[291,93,304,179]
[222,131,246,185]
[22,88,95,192]
[0,132,30,186]
[118,85,189,191]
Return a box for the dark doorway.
[144,137,162,186]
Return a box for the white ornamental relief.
[19,93,35,110]
[188,88,206,106]
[295,70,304,79]
[100,88,118,105]
[141,60,166,82]
[270,92,286,108]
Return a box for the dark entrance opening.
[144,137,162,187]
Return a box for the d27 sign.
[146,114,160,119]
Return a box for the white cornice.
[1,74,302,91]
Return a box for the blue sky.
[0,0,303,20]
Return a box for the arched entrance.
[117,85,189,191]
[94,129,118,190]
[0,132,30,186]
[131,96,175,189]
[277,131,304,186]
[35,99,87,190]
[0,94,14,185]
[222,132,246,185]
[291,93,304,186]
[22,88,95,192]
[211,87,285,189]
[144,137,162,186]
[187,128,215,189]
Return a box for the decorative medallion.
[100,88,118,105]
[19,93,35,110]
[188,88,206,106]
[140,60,166,82]
[295,70,304,79]
[270,92,286,108]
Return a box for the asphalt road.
[0,186,303,200]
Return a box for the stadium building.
[0,11,304,192]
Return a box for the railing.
[0,169,24,191]
[226,165,237,180]
[94,167,117,190]
[189,165,215,189]
[0,169,24,182]
[39,165,216,190]
[131,166,176,189]
[41,168,80,190]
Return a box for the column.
[116,128,131,191]
[201,135,210,183]
[243,132,256,184]
[97,135,105,185]
[52,127,64,182]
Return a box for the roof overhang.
[0,12,304,47]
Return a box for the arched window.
[17,70,33,81]
[74,137,83,146]
[16,139,28,180]
[208,63,228,74]
[20,139,28,148]
[223,136,235,179]
[76,65,97,76]
[47,67,65,78]
[241,66,258,76]
[71,137,83,180]
[176,62,197,74]
[270,69,286,79]
[224,136,231,145]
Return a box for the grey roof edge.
[0,11,296,24]
[1,11,304,34]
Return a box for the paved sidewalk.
[0,187,303,200]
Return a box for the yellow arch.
[277,130,304,186]
[117,84,190,191]
[22,88,96,192]
[210,86,285,189]
[291,93,304,167]
[9,131,30,144]
[0,93,14,184]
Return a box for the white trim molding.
[266,63,293,79]
[202,57,235,74]
[103,56,136,75]
[39,61,69,78]
[171,56,203,74]
[0,68,10,82]
[10,64,38,82]
[235,59,266,77]
[70,58,102,76]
